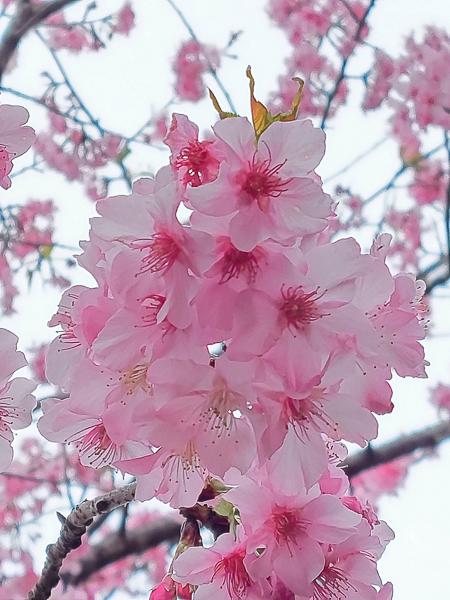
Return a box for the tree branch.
[342,419,450,479]
[0,0,79,84]
[62,504,228,587]
[29,420,450,594]
[61,517,182,587]
[321,0,376,128]
[27,482,137,600]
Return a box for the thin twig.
[323,135,389,184]
[321,0,376,128]
[1,472,59,486]
[364,143,445,205]
[34,28,105,135]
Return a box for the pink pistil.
[213,550,252,599]
[279,285,325,331]
[271,506,303,546]
[313,564,356,600]
[174,140,215,187]
[219,246,261,284]
[133,231,180,274]
[235,154,290,212]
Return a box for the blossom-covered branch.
[54,419,449,589]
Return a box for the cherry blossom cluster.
[363,27,450,193]
[0,199,61,313]
[0,101,53,314]
[34,125,125,194]
[364,27,450,207]
[173,40,221,102]
[42,2,135,53]
[0,103,35,190]
[0,103,37,465]
[257,3,449,278]
[267,0,370,118]
[38,75,427,598]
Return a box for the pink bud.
[149,578,176,600]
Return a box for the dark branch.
[27,482,136,600]
[0,0,79,84]
[342,419,450,479]
[321,0,376,128]
[61,504,228,587]
[61,517,181,586]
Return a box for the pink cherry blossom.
[173,532,269,600]
[113,3,135,35]
[165,113,220,187]
[227,469,361,597]
[49,24,94,52]
[38,393,149,469]
[117,438,211,509]
[430,382,450,413]
[28,343,49,384]
[0,104,35,189]
[363,50,396,110]
[409,160,447,205]
[187,116,331,250]
[351,456,414,506]
[173,40,220,102]
[0,329,36,472]
[296,521,387,600]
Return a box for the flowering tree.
[0,1,449,599]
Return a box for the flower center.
[213,549,252,599]
[201,376,237,437]
[174,140,216,187]
[279,285,325,331]
[313,564,356,600]
[219,245,261,284]
[71,422,117,468]
[271,506,304,547]
[119,362,152,396]
[132,231,180,274]
[0,398,17,432]
[236,155,289,212]
[282,393,337,437]
[163,440,207,486]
